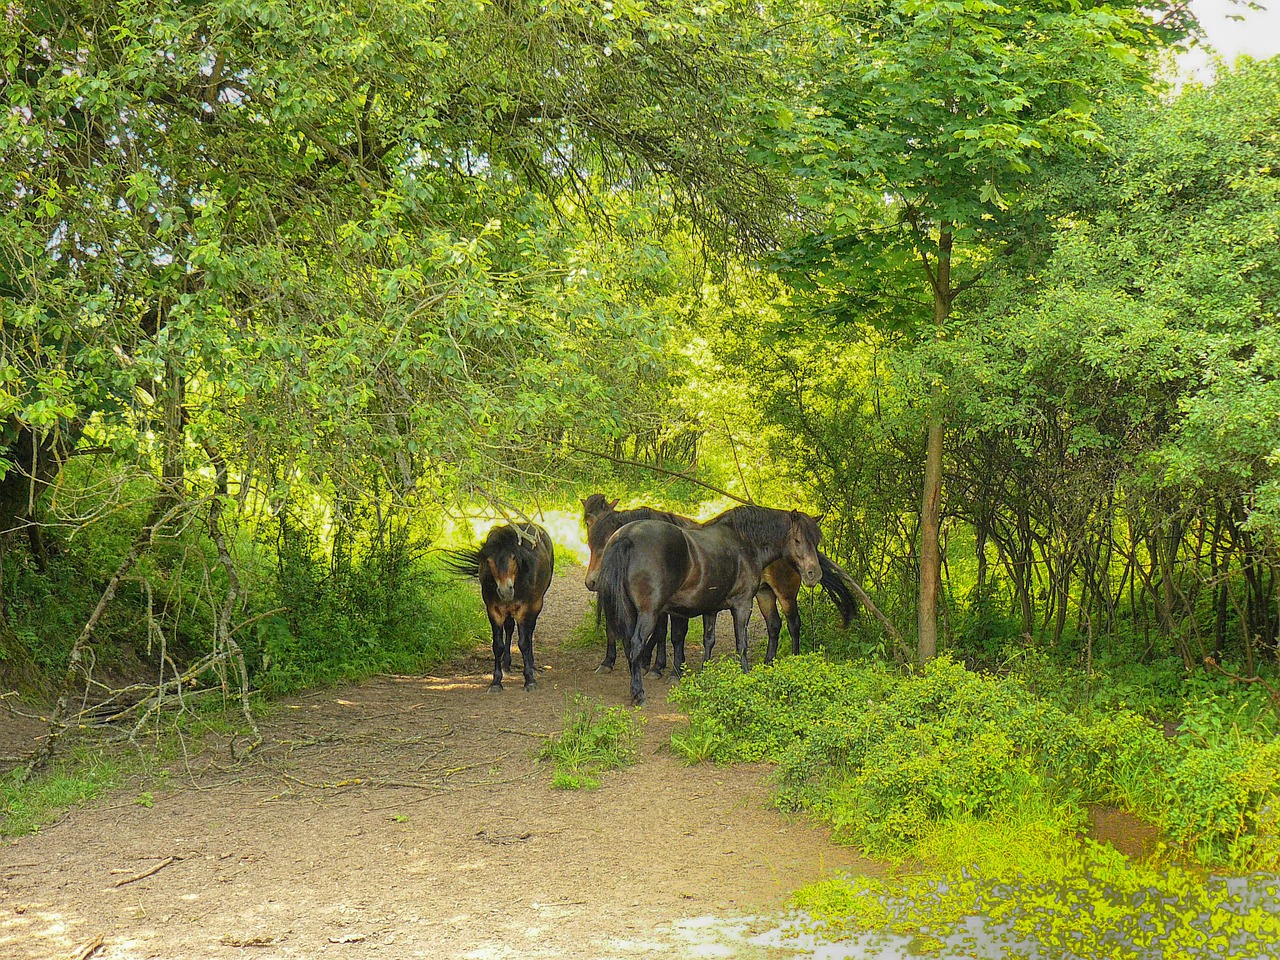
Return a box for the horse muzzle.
[802,568,821,588]
[583,575,598,592]
[496,584,516,602]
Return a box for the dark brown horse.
[446,523,554,692]
[596,505,824,705]
[582,495,857,673]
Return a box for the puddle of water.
[664,872,1280,960]
[669,914,915,959]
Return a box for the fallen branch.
[68,934,105,960]
[112,856,179,888]
[827,566,909,657]
[499,727,550,739]
[27,500,188,775]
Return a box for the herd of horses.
[447,496,859,705]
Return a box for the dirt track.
[1,569,878,960]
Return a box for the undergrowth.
[538,694,644,790]
[673,653,1280,955]
[671,655,1280,871]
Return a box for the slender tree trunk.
[917,227,952,662]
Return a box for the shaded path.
[2,570,878,960]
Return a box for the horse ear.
[814,512,827,523]
[609,498,619,510]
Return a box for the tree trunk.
[916,227,952,663]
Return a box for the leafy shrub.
[246,547,483,694]
[538,694,644,789]
[1162,736,1280,870]
[676,655,1199,863]
[669,654,893,762]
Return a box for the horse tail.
[440,547,484,578]
[818,552,859,628]
[598,536,638,652]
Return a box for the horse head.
[581,494,619,591]
[786,509,823,587]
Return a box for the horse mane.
[442,523,540,577]
[705,505,820,548]
[587,504,696,550]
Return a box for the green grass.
[564,603,606,651]
[1,744,174,838]
[537,694,644,789]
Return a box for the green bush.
[669,653,893,763]
[1162,736,1280,870]
[244,537,484,695]
[673,651,1280,873]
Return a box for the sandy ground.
[1,569,881,960]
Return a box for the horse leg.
[757,586,782,665]
[503,615,515,671]
[596,607,617,674]
[488,617,506,692]
[669,616,690,680]
[731,602,753,673]
[628,610,657,706]
[644,614,669,679]
[780,594,803,657]
[701,612,718,664]
[517,612,540,691]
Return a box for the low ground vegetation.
[671,651,1280,953]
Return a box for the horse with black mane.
[445,522,554,692]
[596,504,824,705]
[580,496,710,678]
[581,495,857,675]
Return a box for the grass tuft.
[538,693,644,789]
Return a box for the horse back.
[523,524,555,607]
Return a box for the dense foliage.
[673,655,1280,871]
[1,0,1277,904]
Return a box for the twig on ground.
[112,856,179,888]
[69,934,105,960]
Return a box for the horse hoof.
[594,664,613,674]
[487,683,504,693]
[644,669,664,680]
[524,680,538,692]
[631,694,646,707]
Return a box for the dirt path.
[2,570,878,960]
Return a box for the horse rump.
[596,535,639,663]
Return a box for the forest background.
[2,0,1280,948]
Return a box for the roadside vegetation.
[2,0,1278,953]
